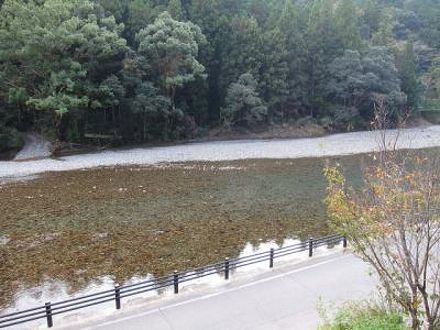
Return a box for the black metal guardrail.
[0,234,346,329]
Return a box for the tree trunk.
[143,112,147,141]
[54,113,66,141]
[409,309,419,330]
[17,106,22,128]
[309,59,315,118]
[170,86,177,110]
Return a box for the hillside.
[0,0,439,155]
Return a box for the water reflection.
[0,156,364,309]
[1,237,344,330]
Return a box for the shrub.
[0,127,24,154]
[319,303,408,330]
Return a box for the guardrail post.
[269,248,274,268]
[45,302,53,328]
[173,271,179,294]
[224,258,230,280]
[343,236,347,248]
[114,284,121,310]
[308,238,313,257]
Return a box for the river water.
[0,154,364,310]
[0,135,439,319]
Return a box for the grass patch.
[319,303,408,330]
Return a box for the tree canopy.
[0,0,439,150]
[221,73,267,128]
[136,12,206,108]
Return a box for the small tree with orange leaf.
[324,114,440,329]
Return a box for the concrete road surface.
[64,252,376,330]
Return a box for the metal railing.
[0,234,346,328]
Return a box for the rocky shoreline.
[1,126,440,180]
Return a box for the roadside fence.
[0,234,346,328]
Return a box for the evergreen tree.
[422,59,440,110]
[168,0,183,21]
[407,0,440,48]
[221,73,267,128]
[303,0,338,117]
[0,0,437,148]
[132,82,172,140]
[277,0,308,119]
[372,10,397,47]
[0,0,128,140]
[125,0,158,44]
[359,0,382,39]
[328,47,407,125]
[334,0,363,51]
[327,50,365,109]
[189,0,225,122]
[136,12,207,108]
[220,16,262,99]
[258,28,289,122]
[397,41,419,109]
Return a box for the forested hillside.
[0,0,439,153]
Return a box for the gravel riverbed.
[1,126,440,180]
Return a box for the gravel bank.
[13,133,52,161]
[1,126,440,180]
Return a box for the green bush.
[320,304,408,330]
[0,127,24,154]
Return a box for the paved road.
[64,252,376,330]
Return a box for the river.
[0,128,439,315]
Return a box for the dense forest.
[0,0,439,153]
